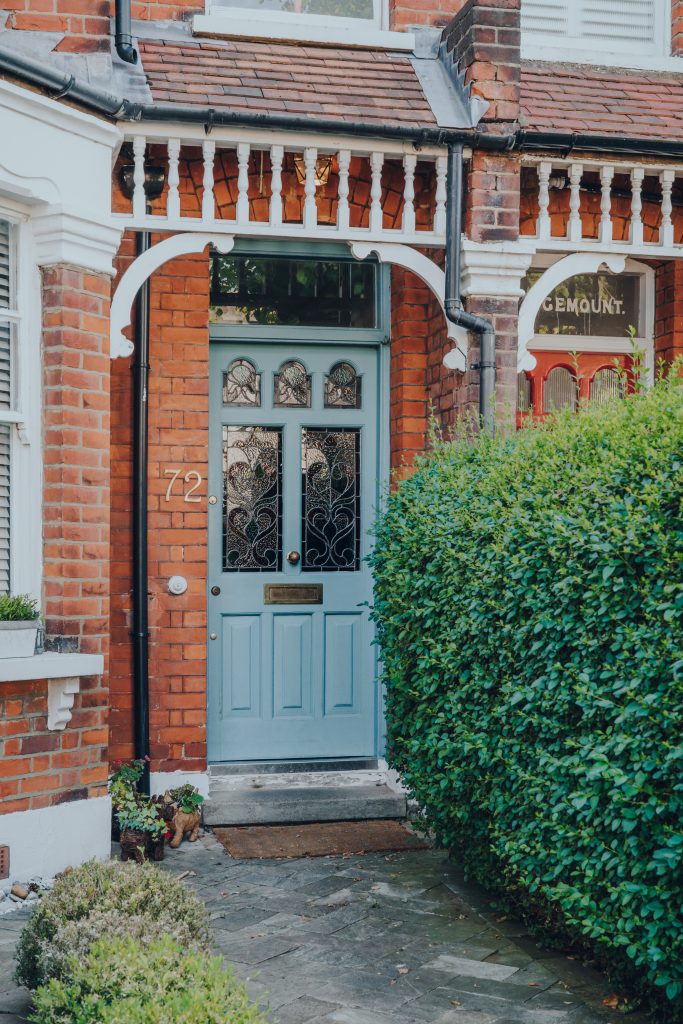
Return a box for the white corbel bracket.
[47,677,80,731]
[518,252,627,372]
[110,233,236,359]
[350,241,469,372]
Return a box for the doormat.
[213,820,430,859]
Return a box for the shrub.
[369,373,683,1007]
[15,860,210,990]
[30,935,267,1024]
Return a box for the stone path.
[0,834,650,1024]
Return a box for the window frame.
[521,0,676,70]
[0,203,42,602]
[194,0,414,51]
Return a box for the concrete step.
[205,774,407,826]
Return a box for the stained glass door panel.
[208,341,381,762]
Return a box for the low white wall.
[0,795,111,880]
[149,771,210,799]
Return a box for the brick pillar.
[655,261,683,366]
[673,1,683,55]
[390,267,429,472]
[41,263,112,798]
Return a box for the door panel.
[208,341,380,762]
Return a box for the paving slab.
[0,840,653,1024]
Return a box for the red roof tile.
[139,37,437,130]
[521,63,683,141]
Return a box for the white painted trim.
[0,652,103,683]
[518,252,627,371]
[0,795,111,880]
[33,207,122,278]
[0,78,122,149]
[350,241,468,370]
[460,240,537,299]
[0,206,42,600]
[110,233,236,358]
[150,771,210,799]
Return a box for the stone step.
[204,781,407,826]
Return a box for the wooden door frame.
[207,239,391,763]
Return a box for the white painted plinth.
[150,771,210,799]
[0,795,111,880]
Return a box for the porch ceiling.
[521,62,683,142]
[137,37,440,131]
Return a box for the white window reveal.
[521,0,672,67]
[194,0,413,50]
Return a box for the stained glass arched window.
[325,361,361,409]
[543,366,577,413]
[223,358,261,407]
[274,360,311,408]
[590,367,625,404]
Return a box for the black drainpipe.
[115,0,137,64]
[444,142,496,437]
[132,227,150,794]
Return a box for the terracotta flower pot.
[120,827,149,863]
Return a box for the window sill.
[522,42,683,74]
[0,651,103,683]
[193,14,415,52]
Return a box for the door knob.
[211,585,221,596]
[287,550,301,565]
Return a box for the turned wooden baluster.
[660,169,675,247]
[599,165,614,245]
[629,166,644,246]
[337,149,351,232]
[202,139,216,222]
[167,138,181,221]
[370,152,384,234]
[269,144,284,227]
[303,147,318,230]
[132,135,147,220]
[434,155,448,236]
[537,161,552,240]
[567,163,583,242]
[236,142,250,225]
[402,153,417,236]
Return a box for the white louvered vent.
[521,0,663,55]
[0,220,11,595]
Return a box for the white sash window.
[0,219,15,594]
[521,0,671,64]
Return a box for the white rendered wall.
[0,796,112,880]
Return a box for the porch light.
[293,153,333,188]
[118,143,167,203]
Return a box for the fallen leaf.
[603,995,620,1009]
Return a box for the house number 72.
[164,468,203,503]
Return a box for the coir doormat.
[213,820,429,859]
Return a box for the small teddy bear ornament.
[165,785,204,849]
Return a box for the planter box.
[0,620,38,659]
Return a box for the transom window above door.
[211,252,377,329]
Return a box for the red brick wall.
[673,0,683,55]
[0,265,111,818]
[110,246,210,771]
[0,0,110,52]
[0,678,108,814]
[130,0,202,20]
[655,261,683,365]
[391,0,465,30]
[43,266,111,657]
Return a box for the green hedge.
[369,373,683,1007]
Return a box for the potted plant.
[0,594,40,658]
[116,791,166,864]
[168,784,205,848]
[109,757,148,841]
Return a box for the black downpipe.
[444,142,496,437]
[115,0,138,65]
[132,229,150,794]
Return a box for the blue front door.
[208,342,381,762]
